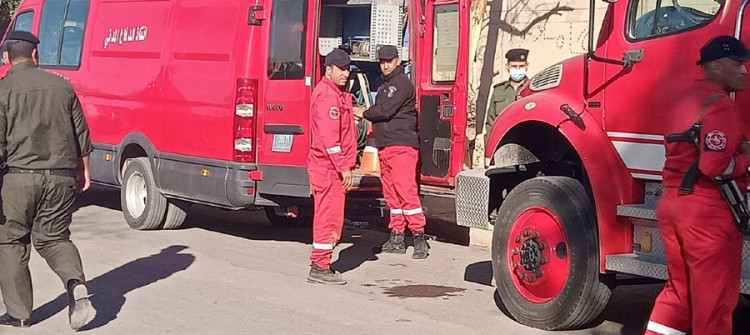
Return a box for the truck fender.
[486,95,635,271]
[115,132,158,184]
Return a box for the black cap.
[505,48,529,62]
[377,45,399,60]
[324,49,351,68]
[697,35,750,65]
[4,31,40,45]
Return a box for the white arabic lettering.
[104,25,149,49]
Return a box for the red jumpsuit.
[646,80,748,335]
[307,77,356,270]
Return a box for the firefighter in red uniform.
[645,36,750,335]
[307,49,357,285]
[353,45,429,259]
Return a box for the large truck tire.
[264,206,312,227]
[491,176,611,330]
[121,157,168,230]
[162,199,189,230]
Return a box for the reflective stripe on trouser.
[0,173,85,319]
[308,168,346,270]
[645,187,742,335]
[379,145,426,233]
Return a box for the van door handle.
[248,5,267,25]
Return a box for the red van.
[2,0,469,230]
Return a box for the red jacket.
[307,77,357,173]
[662,80,748,194]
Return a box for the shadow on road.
[31,245,195,330]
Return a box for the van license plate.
[272,134,293,152]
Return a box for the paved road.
[1,186,748,334]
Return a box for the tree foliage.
[1,0,22,34]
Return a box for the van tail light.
[234,78,257,162]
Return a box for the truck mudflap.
[455,169,491,230]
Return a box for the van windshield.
[267,0,308,80]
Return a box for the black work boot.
[412,232,430,259]
[307,263,347,285]
[381,230,406,254]
[0,313,30,328]
[67,279,92,331]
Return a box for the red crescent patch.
[705,130,727,151]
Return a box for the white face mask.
[509,68,527,82]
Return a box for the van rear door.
[254,0,317,200]
[413,0,469,187]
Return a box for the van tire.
[491,176,610,330]
[162,199,189,230]
[121,157,168,230]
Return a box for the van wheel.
[492,176,611,330]
[264,206,311,227]
[121,157,167,230]
[162,199,189,230]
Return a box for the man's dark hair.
[5,40,35,61]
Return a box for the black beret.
[377,45,399,60]
[505,48,529,62]
[697,35,750,65]
[4,31,40,45]
[325,49,351,68]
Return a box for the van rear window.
[267,0,308,80]
[39,0,90,68]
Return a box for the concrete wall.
[467,0,607,168]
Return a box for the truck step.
[617,203,656,220]
[606,253,750,294]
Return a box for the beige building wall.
[467,0,607,168]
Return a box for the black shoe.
[381,230,406,254]
[412,232,430,259]
[67,279,93,331]
[307,264,347,285]
[0,313,30,328]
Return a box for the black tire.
[264,206,311,227]
[121,157,168,230]
[162,199,189,230]
[491,176,611,330]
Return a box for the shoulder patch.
[704,130,727,151]
[387,86,398,98]
[329,106,340,120]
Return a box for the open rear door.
[413,0,469,187]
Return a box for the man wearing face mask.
[484,48,529,135]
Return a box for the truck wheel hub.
[520,238,543,271]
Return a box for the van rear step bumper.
[606,253,750,294]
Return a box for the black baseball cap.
[4,31,40,45]
[505,48,529,62]
[697,35,750,65]
[377,45,399,60]
[324,49,351,68]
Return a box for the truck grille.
[529,64,562,91]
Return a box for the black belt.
[7,168,77,177]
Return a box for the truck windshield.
[630,0,722,39]
[268,0,308,80]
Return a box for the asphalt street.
[0,186,748,335]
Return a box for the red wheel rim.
[506,206,570,303]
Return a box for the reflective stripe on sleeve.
[313,242,335,250]
[722,156,736,176]
[646,321,686,335]
[326,146,342,154]
[402,207,424,216]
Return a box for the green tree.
[1,0,22,34]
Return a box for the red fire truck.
[455,0,750,330]
[3,0,748,331]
